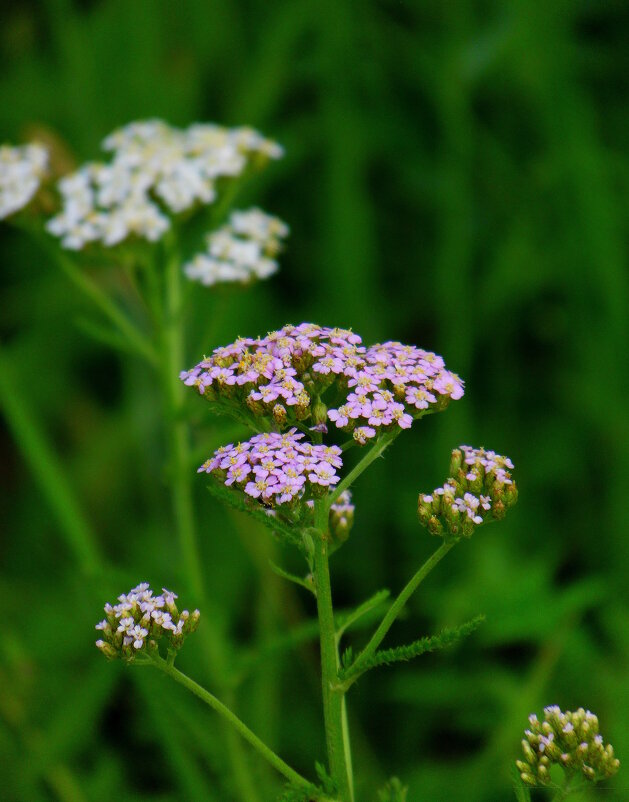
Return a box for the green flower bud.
[312,398,327,426]
[516,706,620,790]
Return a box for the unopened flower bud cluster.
[184,207,289,287]
[516,706,620,787]
[46,119,283,250]
[418,446,517,539]
[199,429,341,508]
[0,143,48,220]
[95,583,200,661]
[181,323,464,443]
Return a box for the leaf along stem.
[345,541,455,687]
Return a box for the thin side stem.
[0,352,102,575]
[551,774,581,800]
[329,430,399,507]
[313,501,354,802]
[347,541,454,683]
[159,242,262,802]
[33,230,158,366]
[152,656,313,791]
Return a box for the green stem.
[151,656,313,792]
[159,241,262,802]
[313,502,354,802]
[31,229,158,366]
[329,431,399,506]
[551,774,580,801]
[0,351,102,575]
[347,541,454,684]
[161,242,204,601]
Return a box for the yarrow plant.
[0,142,48,220]
[183,207,289,286]
[418,445,518,539]
[515,707,619,799]
[1,118,294,800]
[95,583,200,660]
[45,119,283,250]
[3,119,619,801]
[180,323,464,440]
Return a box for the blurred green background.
[2,1,629,800]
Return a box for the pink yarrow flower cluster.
[418,445,517,539]
[180,323,464,442]
[198,429,342,506]
[95,582,200,660]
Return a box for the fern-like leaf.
[341,614,485,682]
[276,764,338,802]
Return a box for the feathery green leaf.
[341,615,485,681]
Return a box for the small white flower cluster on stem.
[0,143,48,220]
[95,582,200,661]
[183,207,289,287]
[418,445,517,539]
[46,119,283,250]
[516,706,620,787]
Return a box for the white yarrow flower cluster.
[47,119,283,250]
[183,207,289,287]
[0,143,48,220]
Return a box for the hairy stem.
[348,541,454,683]
[313,501,354,802]
[152,656,313,791]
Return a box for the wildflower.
[516,706,620,787]
[181,324,464,441]
[47,120,283,250]
[0,143,48,220]
[199,429,342,508]
[183,207,289,287]
[418,445,517,539]
[95,583,199,661]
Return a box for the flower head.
[0,143,48,220]
[95,582,200,661]
[181,324,463,442]
[183,207,289,287]
[516,706,619,787]
[418,445,517,539]
[199,429,341,508]
[47,120,283,250]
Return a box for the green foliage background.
[1,1,629,800]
